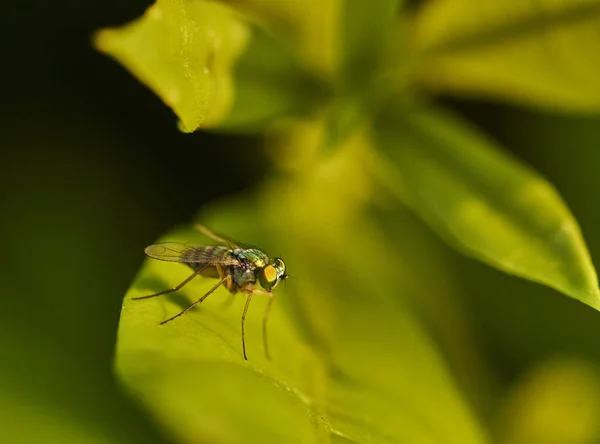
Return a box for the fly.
[133,224,288,360]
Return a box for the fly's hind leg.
[132,264,208,300]
[159,275,227,325]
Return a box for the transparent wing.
[194,224,239,248]
[193,224,256,250]
[144,242,240,265]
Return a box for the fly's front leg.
[250,289,274,361]
[241,289,253,360]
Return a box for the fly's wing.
[144,242,240,265]
[194,224,239,248]
[193,223,255,250]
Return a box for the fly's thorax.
[232,248,269,269]
[228,248,269,291]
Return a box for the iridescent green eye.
[259,258,287,290]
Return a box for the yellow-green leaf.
[412,0,600,112]
[374,105,600,309]
[338,0,401,86]
[95,0,249,132]
[95,0,326,132]
[497,358,600,444]
[206,0,339,75]
[117,149,487,443]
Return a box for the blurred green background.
[3,1,600,443]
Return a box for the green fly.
[133,224,288,360]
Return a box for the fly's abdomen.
[184,245,233,278]
[187,262,220,278]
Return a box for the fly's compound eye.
[259,257,287,290]
[259,265,278,290]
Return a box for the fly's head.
[258,257,288,291]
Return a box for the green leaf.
[95,0,326,132]
[219,27,329,132]
[338,0,401,87]
[203,0,339,75]
[373,104,600,309]
[497,358,600,444]
[95,0,249,132]
[117,167,487,443]
[411,0,600,112]
[320,0,401,152]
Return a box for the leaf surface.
[95,0,326,132]
[374,105,600,308]
[117,150,487,443]
[412,0,600,111]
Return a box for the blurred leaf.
[95,0,327,132]
[95,0,249,132]
[412,0,600,112]
[321,97,364,152]
[437,107,600,384]
[374,105,600,309]
[117,139,487,443]
[496,358,600,444]
[321,0,401,151]
[209,0,339,75]
[219,27,329,132]
[338,0,400,87]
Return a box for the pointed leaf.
[412,0,600,112]
[95,0,326,132]
[374,105,600,308]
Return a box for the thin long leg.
[132,265,208,300]
[160,276,227,325]
[241,291,253,360]
[262,292,274,361]
[194,223,239,248]
[242,289,273,360]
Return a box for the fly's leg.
[132,265,208,300]
[194,223,239,249]
[241,290,253,360]
[239,288,273,361]
[160,276,228,325]
[248,289,274,361]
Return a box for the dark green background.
[2,0,600,442]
